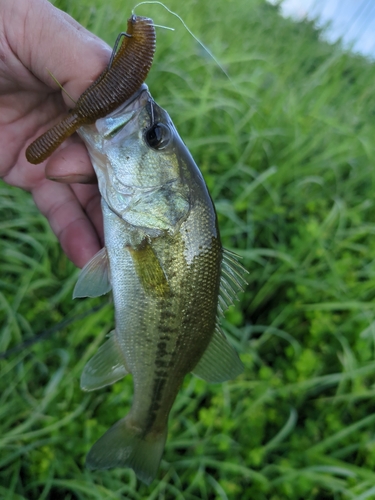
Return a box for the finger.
[45,142,97,184]
[31,178,102,268]
[45,141,104,245]
[34,2,112,101]
[4,0,111,100]
[71,183,104,246]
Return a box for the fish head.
[78,85,192,235]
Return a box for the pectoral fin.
[192,327,243,383]
[81,331,129,391]
[128,241,169,297]
[73,247,111,298]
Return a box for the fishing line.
[153,24,174,31]
[0,302,107,360]
[47,69,77,105]
[132,1,233,83]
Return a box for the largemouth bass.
[74,84,247,484]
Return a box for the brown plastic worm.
[26,15,156,164]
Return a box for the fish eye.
[144,123,171,150]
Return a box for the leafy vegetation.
[2,0,375,497]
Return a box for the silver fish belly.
[73,85,247,484]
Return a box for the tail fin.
[86,416,167,485]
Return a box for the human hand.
[0,0,112,267]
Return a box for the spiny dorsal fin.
[81,330,129,391]
[73,247,111,298]
[191,326,244,383]
[218,248,248,316]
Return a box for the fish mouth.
[103,84,150,119]
[78,84,151,148]
[121,83,149,108]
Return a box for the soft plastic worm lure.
[26,15,156,164]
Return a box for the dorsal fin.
[218,248,248,317]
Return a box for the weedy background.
[2,0,375,498]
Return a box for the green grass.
[2,0,375,497]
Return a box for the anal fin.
[73,247,111,298]
[192,326,243,383]
[81,330,129,391]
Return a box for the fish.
[73,84,247,485]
